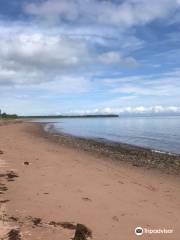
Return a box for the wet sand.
[0,121,180,240]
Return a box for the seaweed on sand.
[73,224,92,240]
[8,229,21,240]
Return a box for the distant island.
[0,109,119,119]
[20,114,119,118]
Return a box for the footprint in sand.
[164,189,171,193]
[153,202,159,207]
[77,189,83,193]
[140,199,148,203]
[118,180,124,184]
[112,216,119,222]
[146,185,157,192]
[104,184,110,187]
[131,181,142,187]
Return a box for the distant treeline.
[21,114,119,118]
[0,112,18,119]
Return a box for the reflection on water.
[34,116,180,154]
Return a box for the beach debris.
[49,221,76,230]
[7,229,21,240]
[7,171,19,182]
[132,163,141,167]
[4,215,92,240]
[23,161,30,166]
[48,221,59,227]
[73,224,92,240]
[60,222,77,230]
[31,217,42,226]
[0,171,19,181]
[9,216,19,222]
[0,183,8,193]
[0,199,9,203]
[7,171,18,179]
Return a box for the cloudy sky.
[0,0,180,115]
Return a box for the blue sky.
[0,0,180,115]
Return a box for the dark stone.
[32,217,42,226]
[24,161,30,165]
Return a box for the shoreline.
[0,121,180,240]
[44,121,179,156]
[39,122,180,175]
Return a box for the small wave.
[44,123,56,133]
[151,149,177,156]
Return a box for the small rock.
[31,217,42,226]
[24,161,30,165]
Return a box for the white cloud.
[124,56,138,67]
[1,1,180,115]
[0,23,137,87]
[36,76,92,93]
[104,69,180,97]
[0,66,45,86]
[0,33,90,70]
[98,51,122,65]
[24,0,179,27]
[98,51,137,66]
[71,105,180,115]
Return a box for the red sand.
[0,121,180,239]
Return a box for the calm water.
[35,116,180,154]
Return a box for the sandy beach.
[0,121,180,240]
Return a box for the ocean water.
[34,116,180,154]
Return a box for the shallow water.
[34,116,180,154]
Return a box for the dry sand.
[0,121,180,240]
